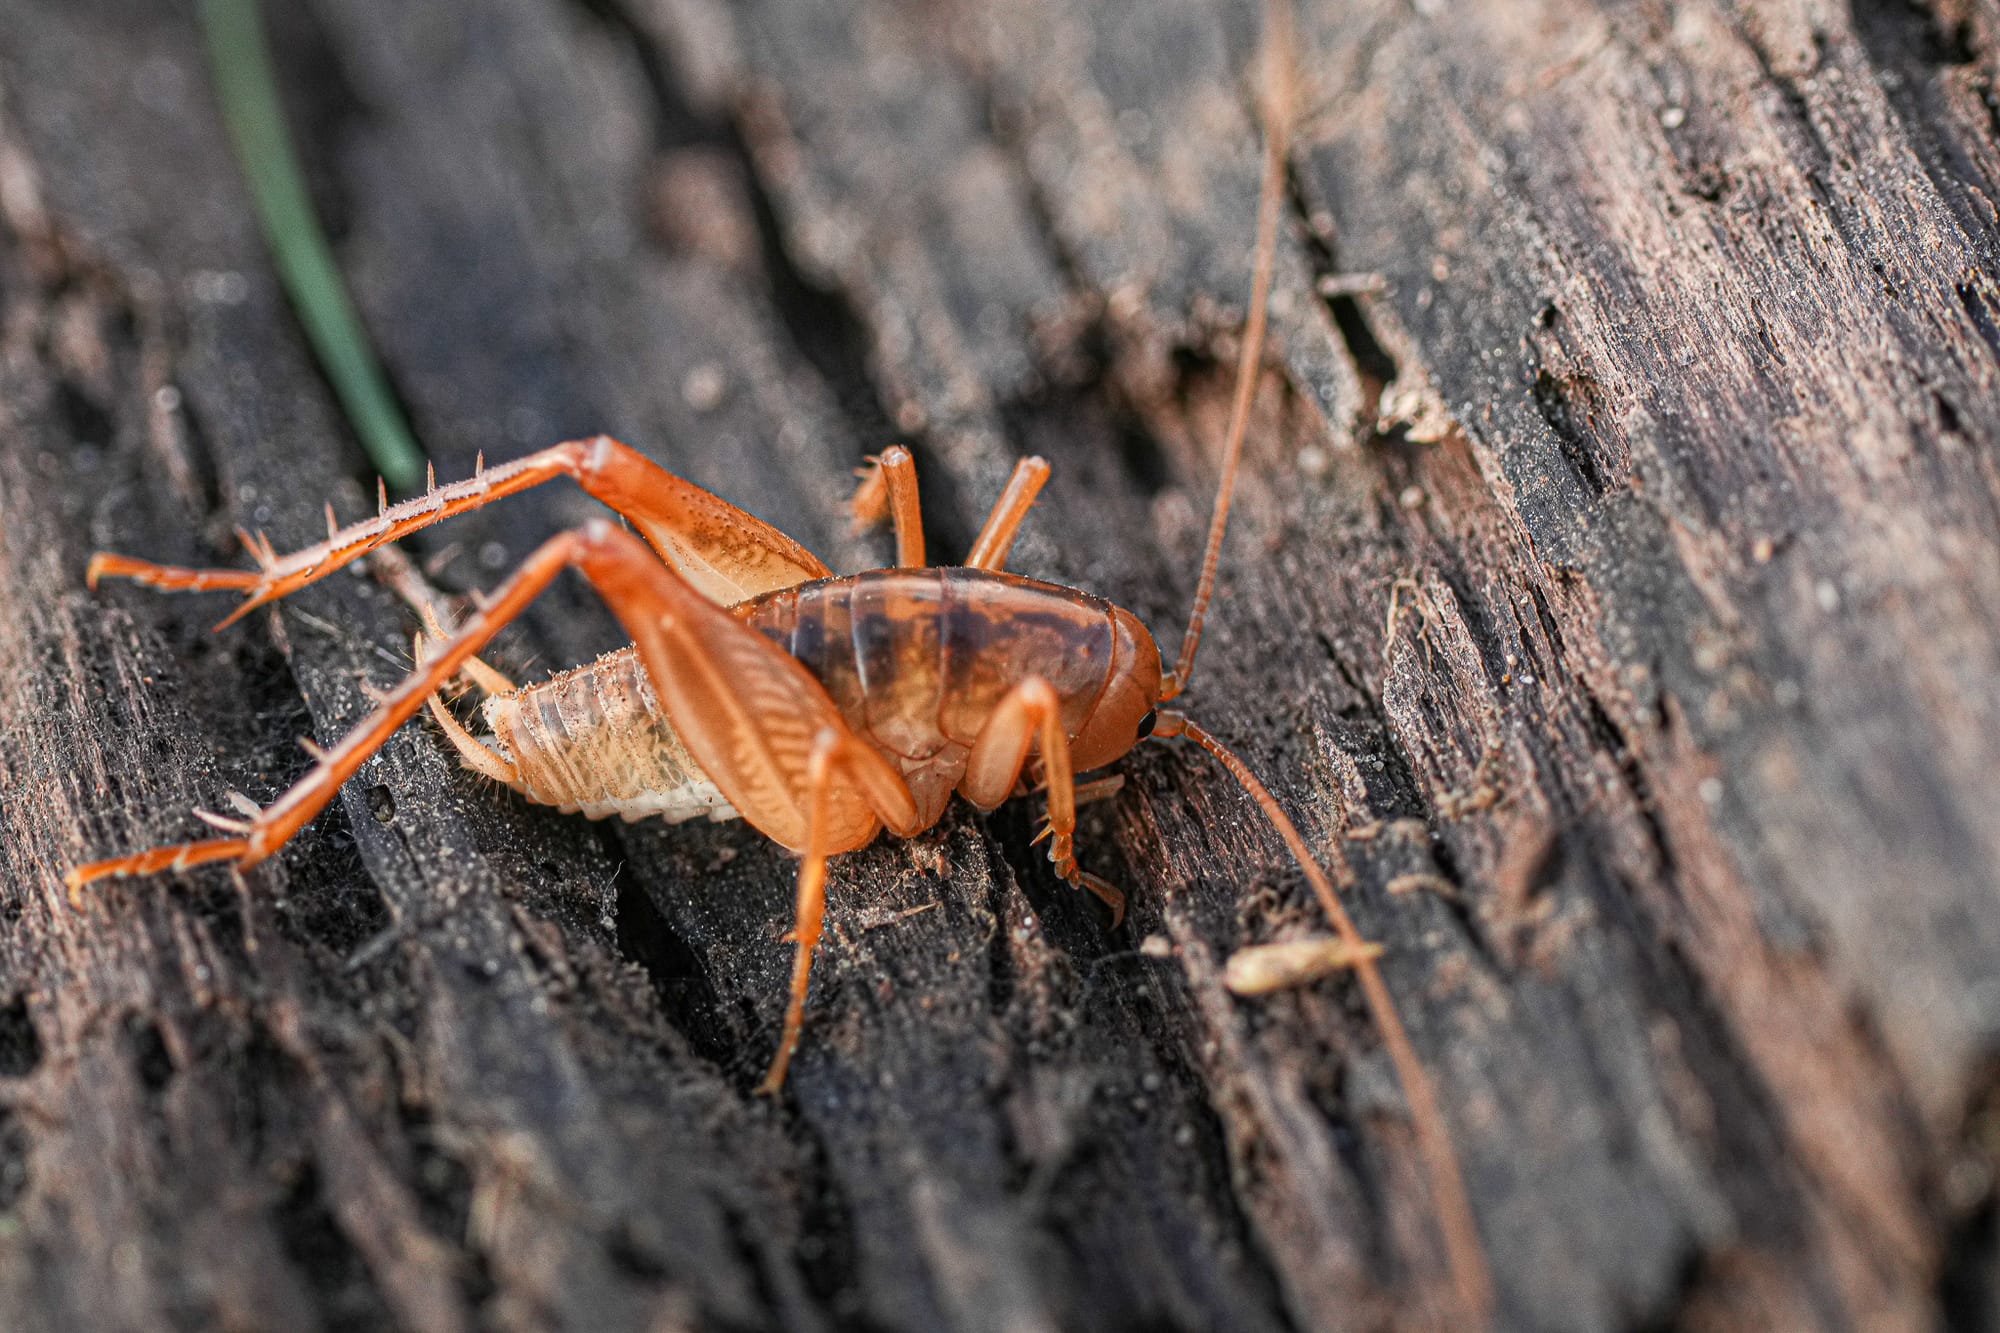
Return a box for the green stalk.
[201,0,426,493]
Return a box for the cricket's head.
[1070,606,1165,773]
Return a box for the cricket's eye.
[1136,709,1157,740]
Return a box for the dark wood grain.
[0,0,1995,1329]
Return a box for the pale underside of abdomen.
[465,630,978,832]
[480,646,739,824]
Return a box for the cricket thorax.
[480,646,737,824]
[738,568,1123,823]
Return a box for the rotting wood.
[1,0,1997,1329]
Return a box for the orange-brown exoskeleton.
[66,9,1492,1319]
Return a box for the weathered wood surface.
[0,0,1996,1328]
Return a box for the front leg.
[848,445,925,567]
[957,677,1127,927]
[963,456,1050,572]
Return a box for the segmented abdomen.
[482,646,736,823]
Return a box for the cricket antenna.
[1153,4,1498,1318]
[1161,0,1297,702]
[1155,712,1495,1323]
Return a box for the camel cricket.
[67,8,1492,1319]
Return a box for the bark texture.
[1,0,1997,1329]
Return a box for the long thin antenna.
[1158,713,1494,1323]
[1148,4,1493,1316]
[1162,0,1296,701]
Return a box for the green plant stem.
[201,0,426,493]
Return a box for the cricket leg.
[1014,771,1124,806]
[963,456,1051,572]
[367,542,524,789]
[958,676,1126,926]
[410,632,525,792]
[69,521,919,894]
[67,525,629,896]
[1072,774,1126,807]
[88,435,832,628]
[373,544,518,695]
[67,533,583,898]
[757,727,922,1094]
[848,446,925,567]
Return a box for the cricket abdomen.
[480,646,737,824]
